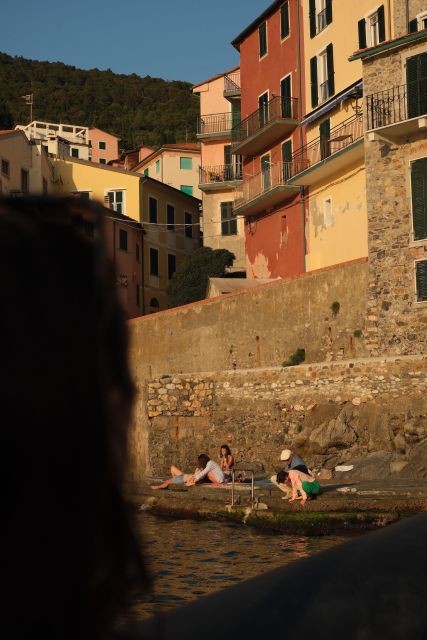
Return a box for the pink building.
[88,127,121,165]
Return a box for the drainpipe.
[296,0,307,272]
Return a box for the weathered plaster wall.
[363,41,427,356]
[143,355,427,480]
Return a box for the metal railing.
[285,114,364,181]
[199,164,242,184]
[366,79,427,130]
[197,112,234,136]
[234,162,294,210]
[232,95,298,146]
[224,71,241,96]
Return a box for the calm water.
[133,513,347,619]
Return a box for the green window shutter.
[180,157,192,170]
[71,148,79,158]
[309,0,316,38]
[281,2,290,39]
[326,44,335,96]
[259,22,267,56]
[358,19,367,49]
[281,75,292,117]
[144,168,149,177]
[310,56,318,107]
[378,5,386,42]
[180,185,193,196]
[149,197,157,223]
[411,158,427,241]
[408,19,418,33]
[282,140,292,181]
[156,160,160,173]
[320,118,331,160]
[416,260,427,302]
[406,53,427,118]
[326,0,333,25]
[221,201,236,236]
[224,145,232,167]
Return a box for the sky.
[4,0,269,84]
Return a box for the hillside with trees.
[0,52,199,149]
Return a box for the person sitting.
[219,444,234,481]
[151,453,225,489]
[270,449,310,498]
[284,469,321,506]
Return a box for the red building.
[231,0,306,279]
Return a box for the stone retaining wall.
[142,355,427,482]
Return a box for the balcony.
[199,164,242,192]
[366,80,427,141]
[224,71,241,101]
[286,114,364,187]
[231,95,298,156]
[197,112,234,140]
[233,162,300,217]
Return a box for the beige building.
[0,129,53,196]
[193,67,246,273]
[52,157,201,313]
[134,143,202,200]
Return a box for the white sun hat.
[280,449,292,461]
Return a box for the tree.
[167,247,235,308]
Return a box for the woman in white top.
[151,454,225,490]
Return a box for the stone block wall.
[142,355,427,481]
[393,0,427,37]
[363,41,427,356]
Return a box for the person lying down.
[151,454,225,489]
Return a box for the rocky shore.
[127,478,427,536]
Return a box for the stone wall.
[142,355,427,481]
[393,0,427,37]
[363,39,427,356]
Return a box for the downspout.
[296,0,307,272]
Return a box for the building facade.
[193,68,246,272]
[231,1,306,279]
[0,129,53,196]
[52,157,201,314]
[352,0,427,355]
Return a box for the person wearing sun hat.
[270,449,310,497]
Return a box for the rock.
[318,468,334,480]
[398,439,427,479]
[390,460,408,474]
[334,452,393,481]
[308,406,358,454]
[352,398,361,406]
[335,465,354,472]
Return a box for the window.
[77,191,91,200]
[261,154,271,191]
[106,190,124,214]
[280,2,290,39]
[1,159,10,177]
[221,202,237,236]
[168,254,176,280]
[21,169,29,194]
[185,212,193,238]
[88,140,92,148]
[280,75,292,117]
[144,168,149,177]
[417,12,427,30]
[358,5,386,49]
[42,145,48,154]
[309,0,332,37]
[150,297,160,313]
[99,158,106,164]
[180,157,193,170]
[282,140,292,180]
[156,159,160,174]
[119,229,128,251]
[167,204,175,231]
[259,91,269,127]
[416,260,427,302]
[259,21,267,57]
[411,158,427,241]
[407,53,427,119]
[310,44,334,107]
[180,185,193,196]
[149,197,158,224]
[71,148,79,158]
[149,248,159,276]
[319,118,331,160]
[99,141,106,150]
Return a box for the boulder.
[398,439,427,479]
[308,406,358,454]
[334,452,393,481]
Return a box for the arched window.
[149,298,160,313]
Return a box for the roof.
[133,142,201,171]
[88,126,121,139]
[192,66,240,90]
[231,0,282,50]
[349,27,427,61]
[0,129,18,135]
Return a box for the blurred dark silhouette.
[1,198,149,640]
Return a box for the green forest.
[0,52,200,150]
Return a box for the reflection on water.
[133,513,346,619]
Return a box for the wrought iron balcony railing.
[234,162,296,211]
[285,114,364,181]
[199,164,242,185]
[231,95,298,146]
[366,79,427,130]
[197,112,234,136]
[224,71,241,97]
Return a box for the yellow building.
[133,143,202,200]
[0,129,53,196]
[53,157,201,313]
[193,67,246,272]
[286,0,393,271]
